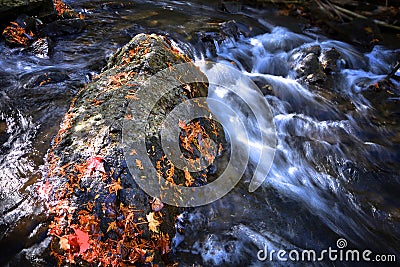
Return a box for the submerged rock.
[220,1,243,13]
[194,20,246,58]
[27,37,54,58]
[294,52,326,83]
[38,17,85,37]
[43,34,225,266]
[320,47,341,74]
[363,78,400,126]
[291,44,342,87]
[21,70,69,88]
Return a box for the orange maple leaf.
[178,120,187,129]
[106,178,123,194]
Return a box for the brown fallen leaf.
[106,178,123,194]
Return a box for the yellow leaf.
[107,221,117,232]
[136,159,144,170]
[59,236,70,250]
[145,253,154,262]
[146,212,161,233]
[107,178,123,194]
[364,27,373,33]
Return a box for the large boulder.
[42,34,225,266]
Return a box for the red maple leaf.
[86,156,105,175]
[72,227,90,254]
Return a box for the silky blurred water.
[0,0,399,266]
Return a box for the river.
[0,0,399,266]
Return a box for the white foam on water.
[183,22,400,264]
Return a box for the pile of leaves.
[44,151,172,265]
[53,0,84,19]
[40,81,172,265]
[2,21,34,46]
[179,120,219,166]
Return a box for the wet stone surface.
[44,33,226,266]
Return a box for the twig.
[315,0,352,21]
[323,0,344,22]
[332,4,400,31]
[314,0,335,19]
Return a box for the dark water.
[0,0,399,266]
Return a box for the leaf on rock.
[107,178,123,194]
[146,212,161,233]
[107,221,117,233]
[86,156,106,175]
[178,120,187,130]
[136,159,144,170]
[59,236,70,250]
[73,227,90,254]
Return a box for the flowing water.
[0,0,399,266]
